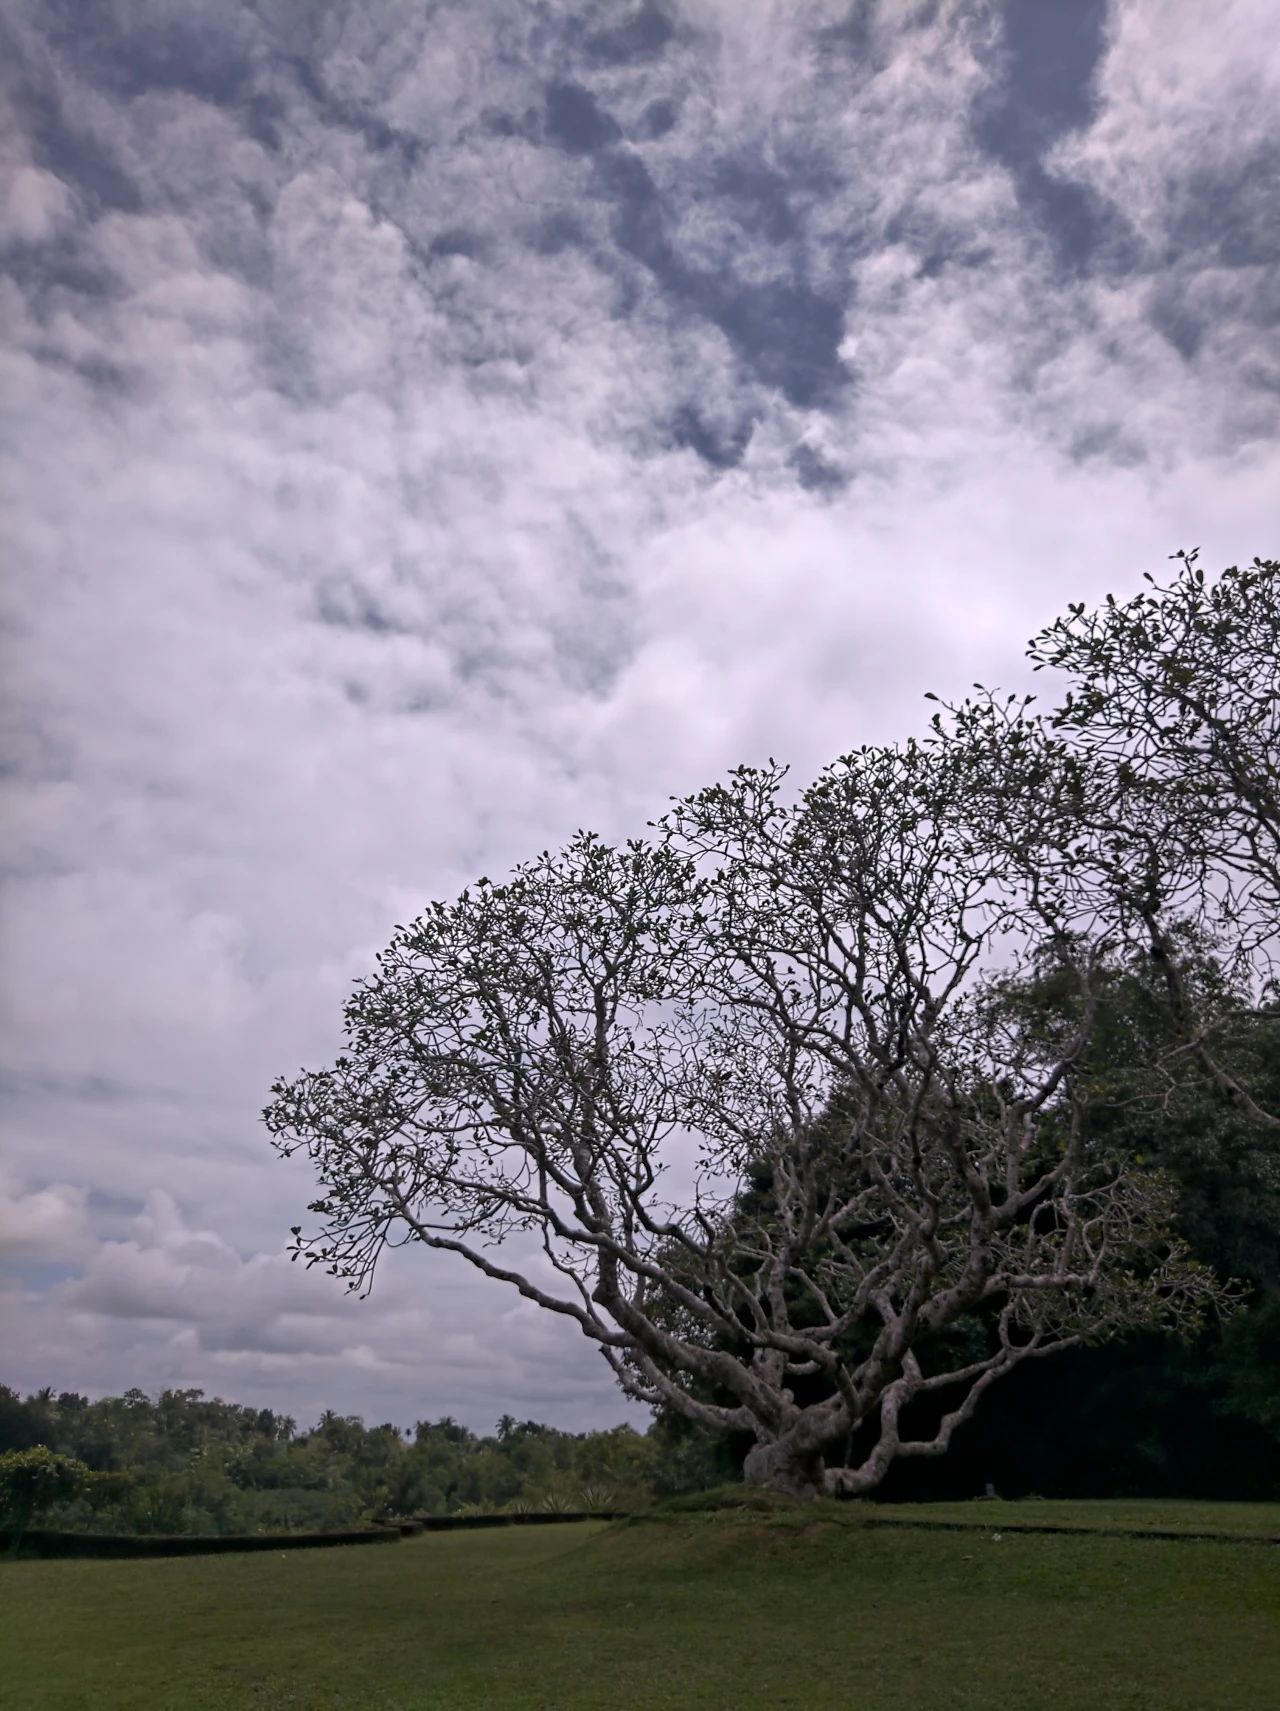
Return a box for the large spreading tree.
[266,554,1277,1497]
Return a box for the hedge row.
[412,1511,623,1531]
[2,1526,401,1560]
[2,1513,622,1557]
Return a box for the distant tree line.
[0,1386,723,1536]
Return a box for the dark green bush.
[0,1447,92,1539]
[2,1526,400,1559]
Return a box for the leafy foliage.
[656,930,1280,1499]
[0,1446,91,1539]
[267,555,1276,1494]
[0,1386,697,1534]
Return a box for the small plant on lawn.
[578,1485,616,1513]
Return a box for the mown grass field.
[840,1495,1280,1538]
[2,1501,1278,1710]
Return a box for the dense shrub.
[0,1447,92,1540]
[2,1526,400,1559]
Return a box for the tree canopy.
[653,929,1280,1500]
[0,1446,91,1543]
[266,554,1278,1496]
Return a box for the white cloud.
[0,163,76,246]
[0,1168,92,1262]
[1049,0,1280,249]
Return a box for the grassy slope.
[2,1504,1278,1710]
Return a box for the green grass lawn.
[3,1503,1278,1710]
[862,1495,1280,1538]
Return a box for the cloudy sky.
[2,0,1277,1434]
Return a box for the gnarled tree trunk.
[742,1438,827,1498]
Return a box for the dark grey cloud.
[635,96,678,140]
[283,51,428,167]
[581,3,676,68]
[975,0,1114,269]
[983,0,1107,152]
[788,442,847,496]
[545,79,624,153]
[16,85,143,216]
[670,404,752,470]
[29,0,257,105]
[315,582,414,639]
[557,119,848,427]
